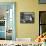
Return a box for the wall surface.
[0,0,46,40]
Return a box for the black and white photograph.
[20,12,34,23]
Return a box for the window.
[39,11,46,35]
[0,2,16,40]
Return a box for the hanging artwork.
[39,0,46,4]
[20,12,34,23]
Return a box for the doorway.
[39,11,46,35]
[0,2,16,40]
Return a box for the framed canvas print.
[39,0,46,4]
[20,12,34,23]
[0,2,16,40]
